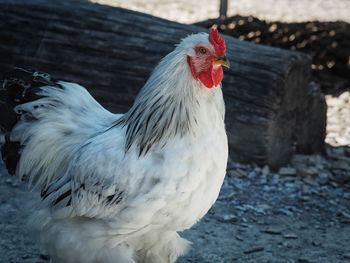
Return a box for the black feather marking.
[126,106,143,125]
[144,143,152,155]
[154,110,164,128]
[168,105,176,126]
[151,96,162,108]
[103,117,124,133]
[185,109,191,129]
[125,110,141,140]
[53,190,72,206]
[143,103,162,134]
[138,144,145,157]
[105,191,124,205]
[41,188,48,198]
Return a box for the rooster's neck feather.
[116,46,223,156]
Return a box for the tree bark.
[0,0,326,168]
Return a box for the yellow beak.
[214,56,230,68]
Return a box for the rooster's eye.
[198,47,207,54]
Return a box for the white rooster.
[0,28,229,263]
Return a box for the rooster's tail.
[0,67,116,188]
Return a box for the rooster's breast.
[151,123,228,231]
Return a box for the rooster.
[0,28,229,263]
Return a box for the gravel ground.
[1,155,350,263]
[181,159,350,263]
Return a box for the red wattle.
[212,66,223,87]
[187,56,224,89]
[198,69,213,89]
[187,56,198,80]
[198,64,223,89]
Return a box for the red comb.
[209,28,226,56]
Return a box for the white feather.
[12,32,228,263]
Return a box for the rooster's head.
[185,28,229,89]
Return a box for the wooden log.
[0,0,326,168]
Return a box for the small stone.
[318,172,329,184]
[11,181,19,188]
[218,191,235,201]
[283,233,298,239]
[284,242,292,248]
[255,204,271,211]
[263,185,272,192]
[243,247,264,254]
[262,165,270,176]
[208,208,215,215]
[312,241,321,247]
[40,254,51,260]
[299,167,319,177]
[278,167,297,176]
[230,168,247,178]
[299,196,310,202]
[328,147,345,157]
[341,211,350,220]
[248,171,257,179]
[329,200,337,205]
[218,214,238,223]
[303,177,319,187]
[264,228,281,235]
[308,155,323,165]
[331,170,350,183]
[228,170,241,178]
[5,178,12,185]
[226,162,238,170]
[302,185,311,194]
[278,241,291,248]
[253,167,261,173]
[332,160,350,171]
[259,175,267,184]
[344,253,350,259]
[330,182,339,188]
[21,254,31,259]
[278,208,293,216]
[269,172,278,180]
[235,235,243,241]
[339,211,350,223]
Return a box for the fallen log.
[0,0,326,168]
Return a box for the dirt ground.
[1,157,350,263]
